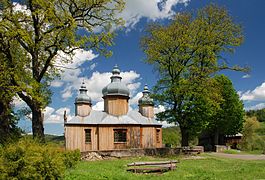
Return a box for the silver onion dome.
[75,81,92,104]
[102,65,130,97]
[138,84,154,106]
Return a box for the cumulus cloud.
[43,106,73,124]
[52,49,98,88]
[245,103,265,111]
[92,101,104,111]
[241,82,265,101]
[52,50,141,102]
[130,92,142,107]
[120,0,190,29]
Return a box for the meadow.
[65,154,265,180]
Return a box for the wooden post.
[134,162,136,173]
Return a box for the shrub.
[239,117,265,151]
[162,127,181,147]
[0,138,80,179]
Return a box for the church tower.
[102,65,130,116]
[75,82,92,117]
[138,84,154,118]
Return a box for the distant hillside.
[45,134,65,144]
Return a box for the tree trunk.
[0,101,11,144]
[180,127,189,147]
[214,128,219,145]
[17,91,45,142]
[31,105,45,142]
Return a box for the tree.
[0,0,124,141]
[141,4,245,146]
[246,108,265,122]
[240,116,262,151]
[0,57,22,144]
[206,75,244,145]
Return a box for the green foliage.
[0,138,80,179]
[0,0,125,139]
[204,75,244,145]
[240,117,265,151]
[63,150,81,169]
[0,56,22,145]
[162,127,181,147]
[246,108,265,122]
[141,4,244,146]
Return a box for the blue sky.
[16,0,265,135]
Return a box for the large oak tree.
[0,0,124,141]
[141,4,245,146]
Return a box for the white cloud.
[245,103,265,111]
[51,49,98,100]
[241,82,265,101]
[43,106,73,124]
[130,92,142,107]
[120,0,190,29]
[58,69,141,102]
[92,101,104,111]
[50,80,64,87]
[12,2,30,15]
[12,96,27,108]
[61,87,74,101]
[154,105,166,114]
[242,74,251,79]
[89,63,97,70]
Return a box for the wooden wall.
[139,105,154,118]
[65,125,162,152]
[65,125,98,151]
[98,126,141,150]
[103,96,129,116]
[75,104,91,117]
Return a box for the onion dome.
[102,65,130,97]
[75,81,92,104]
[138,84,154,106]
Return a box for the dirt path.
[208,153,265,160]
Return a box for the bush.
[162,127,181,147]
[239,117,265,151]
[0,138,80,179]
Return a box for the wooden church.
[64,65,162,152]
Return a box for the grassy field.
[65,154,265,180]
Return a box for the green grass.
[65,155,265,180]
[223,149,241,154]
[223,149,264,155]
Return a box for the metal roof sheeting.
[65,110,161,126]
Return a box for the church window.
[114,129,127,142]
[156,129,160,143]
[85,129,91,143]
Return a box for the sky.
[15,0,265,135]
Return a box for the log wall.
[139,105,154,118]
[65,125,162,152]
[103,96,129,116]
[75,104,91,117]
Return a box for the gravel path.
[209,153,265,160]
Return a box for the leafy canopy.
[141,4,245,146]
